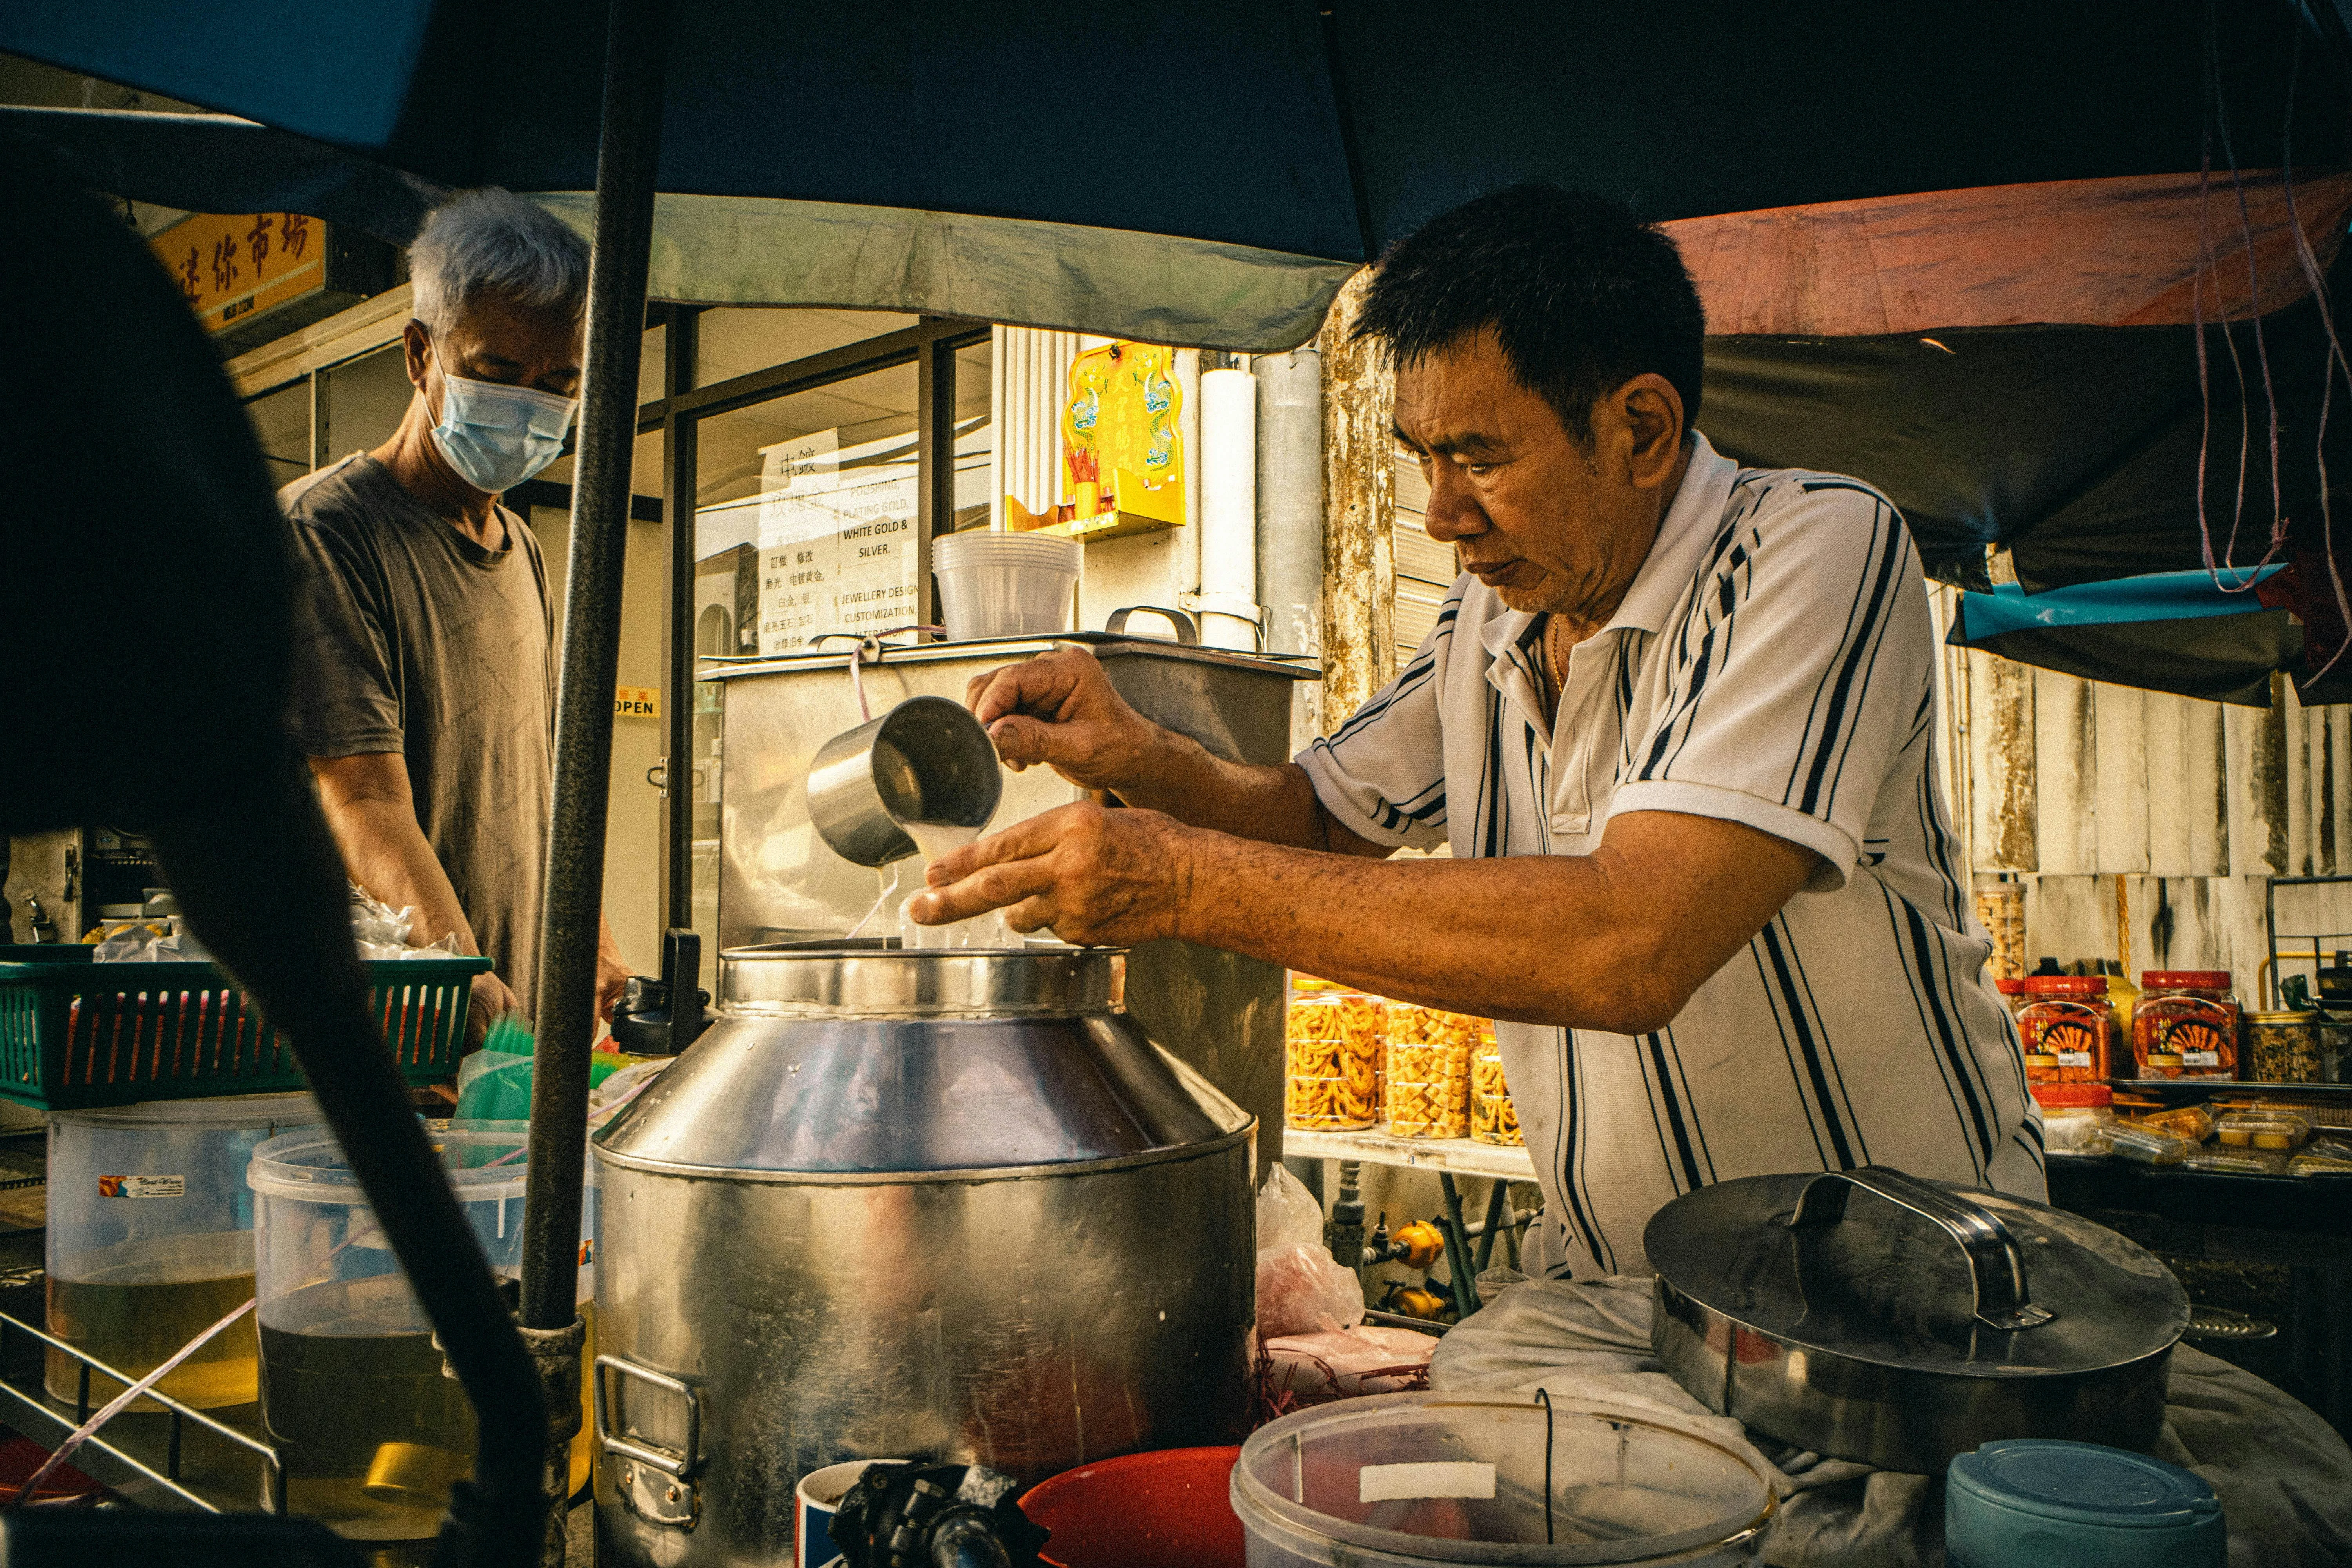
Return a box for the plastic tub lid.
[52,1092,321,1129]
[2141,971,2232,989]
[1948,1441,2222,1565]
[248,1125,528,1203]
[1994,977,2028,995]
[2033,1084,2114,1109]
[1231,1391,1775,1564]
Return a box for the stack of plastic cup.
[934,531,1080,639]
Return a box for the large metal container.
[591,942,1256,1566]
[708,632,1315,1176]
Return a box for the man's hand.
[907,801,1195,947]
[966,647,1169,793]
[468,969,524,1047]
[596,920,631,1023]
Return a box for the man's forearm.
[1163,810,1818,1034]
[1172,833,1672,1029]
[319,796,480,955]
[1107,729,1341,851]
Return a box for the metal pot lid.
[1644,1167,2188,1379]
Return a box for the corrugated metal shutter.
[1392,453,1455,653]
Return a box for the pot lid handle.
[1785,1167,2056,1332]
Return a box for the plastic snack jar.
[2018,976,2112,1085]
[2132,971,2240,1080]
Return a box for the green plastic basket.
[0,954,490,1109]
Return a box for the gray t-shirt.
[281,454,554,1011]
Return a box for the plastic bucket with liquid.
[46,1093,318,1411]
[249,1124,545,1540]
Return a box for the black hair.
[1352,184,1705,442]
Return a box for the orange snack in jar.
[1383,1000,1475,1139]
[2131,971,2239,1081]
[2016,976,2111,1085]
[1285,985,1382,1129]
[1470,1025,1521,1146]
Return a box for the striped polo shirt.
[1299,432,2043,1280]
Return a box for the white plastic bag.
[1264,1324,1437,1401]
[1253,1166,1364,1336]
[1256,1163,1327,1253]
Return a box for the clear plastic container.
[1231,1392,1775,1566]
[45,1093,317,1410]
[1286,984,1383,1131]
[1383,1003,1477,1140]
[250,1125,531,1540]
[2180,1147,2290,1176]
[2135,1103,2216,1143]
[2245,1010,2323,1083]
[2214,1111,2310,1151]
[933,531,1080,639]
[2016,976,2111,1085]
[1470,1027,1521,1147]
[2031,1084,2114,1157]
[2105,1123,2201,1166]
[2131,971,2239,1080]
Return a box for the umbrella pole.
[521,0,667,1558]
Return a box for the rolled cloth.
[1430,1276,2352,1568]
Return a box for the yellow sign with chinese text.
[150,212,325,334]
[615,686,661,719]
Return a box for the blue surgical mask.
[428,370,577,494]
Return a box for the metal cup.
[807,694,1002,866]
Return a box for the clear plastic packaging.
[2130,971,2239,1080]
[2214,1111,2311,1151]
[2105,1123,2201,1165]
[1382,1002,1477,1140]
[2180,1148,2290,1176]
[2032,1084,2114,1157]
[1286,985,1382,1131]
[2136,1104,2216,1143]
[1469,1026,1521,1147]
[2289,1139,2352,1176]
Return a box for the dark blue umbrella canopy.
[7,0,2346,346]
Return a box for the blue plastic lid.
[1949,1442,2224,1568]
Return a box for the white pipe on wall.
[1195,365,1260,650]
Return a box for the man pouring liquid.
[909,186,2040,1280]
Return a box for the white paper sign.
[1358,1461,1496,1503]
[753,429,920,652]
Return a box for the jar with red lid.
[2030,1082,2116,1156]
[2016,976,2112,1084]
[2131,970,2240,1080]
[1994,976,2029,1020]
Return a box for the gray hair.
[408,188,590,336]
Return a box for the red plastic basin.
[1020,1446,1245,1568]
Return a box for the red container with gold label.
[2131,970,2240,1080]
[2017,976,2112,1084]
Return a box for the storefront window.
[953,337,993,531]
[245,380,311,486]
[687,358,922,964]
[320,344,415,461]
[694,307,916,389]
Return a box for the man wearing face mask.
[282,188,629,1037]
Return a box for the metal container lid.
[1645,1170,2187,1381]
